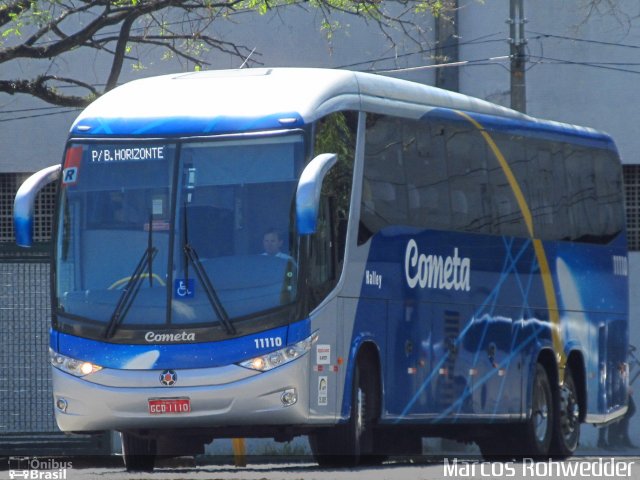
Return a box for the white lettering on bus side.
[404,239,471,291]
[90,146,164,162]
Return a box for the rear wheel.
[519,363,554,458]
[551,367,580,457]
[121,432,156,472]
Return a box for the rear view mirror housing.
[14,165,61,247]
[295,153,337,235]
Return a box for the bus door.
[308,195,341,420]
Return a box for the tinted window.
[359,113,624,244]
[313,111,356,295]
[404,121,450,230]
[445,127,491,234]
[360,115,408,243]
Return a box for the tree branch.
[0,0,453,107]
[105,13,138,91]
[0,0,32,28]
[0,75,98,107]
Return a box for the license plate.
[148,397,191,415]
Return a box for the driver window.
[309,195,335,287]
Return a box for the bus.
[14,68,628,470]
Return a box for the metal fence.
[0,173,108,455]
[624,165,640,251]
[0,258,55,434]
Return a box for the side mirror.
[14,165,61,247]
[296,153,337,235]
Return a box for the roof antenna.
[239,47,257,69]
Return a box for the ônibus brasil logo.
[404,239,471,291]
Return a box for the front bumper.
[52,355,310,432]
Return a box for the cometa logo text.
[405,239,471,291]
[145,331,196,343]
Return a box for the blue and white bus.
[15,68,628,470]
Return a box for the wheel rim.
[560,381,580,441]
[533,378,550,443]
[355,386,365,440]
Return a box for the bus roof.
[70,68,614,148]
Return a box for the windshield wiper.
[183,243,236,336]
[104,214,156,339]
[104,246,157,338]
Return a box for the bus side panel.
[348,229,548,422]
[551,236,629,418]
[308,298,340,422]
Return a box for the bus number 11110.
[255,337,283,349]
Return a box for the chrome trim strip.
[586,405,628,425]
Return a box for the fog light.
[56,398,68,413]
[281,388,297,406]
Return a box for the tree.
[578,0,639,32]
[0,0,455,108]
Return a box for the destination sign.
[90,146,165,163]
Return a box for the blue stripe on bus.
[422,108,617,151]
[71,113,305,136]
[52,318,311,370]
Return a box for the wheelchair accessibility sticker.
[174,279,195,299]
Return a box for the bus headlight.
[49,348,103,377]
[238,332,318,372]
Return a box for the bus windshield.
[56,134,305,336]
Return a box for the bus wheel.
[520,363,554,457]
[551,367,580,457]
[310,356,379,467]
[121,432,156,472]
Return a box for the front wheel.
[310,356,381,467]
[121,432,156,472]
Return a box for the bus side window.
[359,114,408,244]
[314,111,356,260]
[565,145,598,242]
[405,120,450,230]
[488,134,527,238]
[308,195,337,304]
[445,128,491,234]
[594,151,624,240]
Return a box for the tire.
[310,355,381,467]
[121,432,156,472]
[519,363,554,458]
[551,367,580,457]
